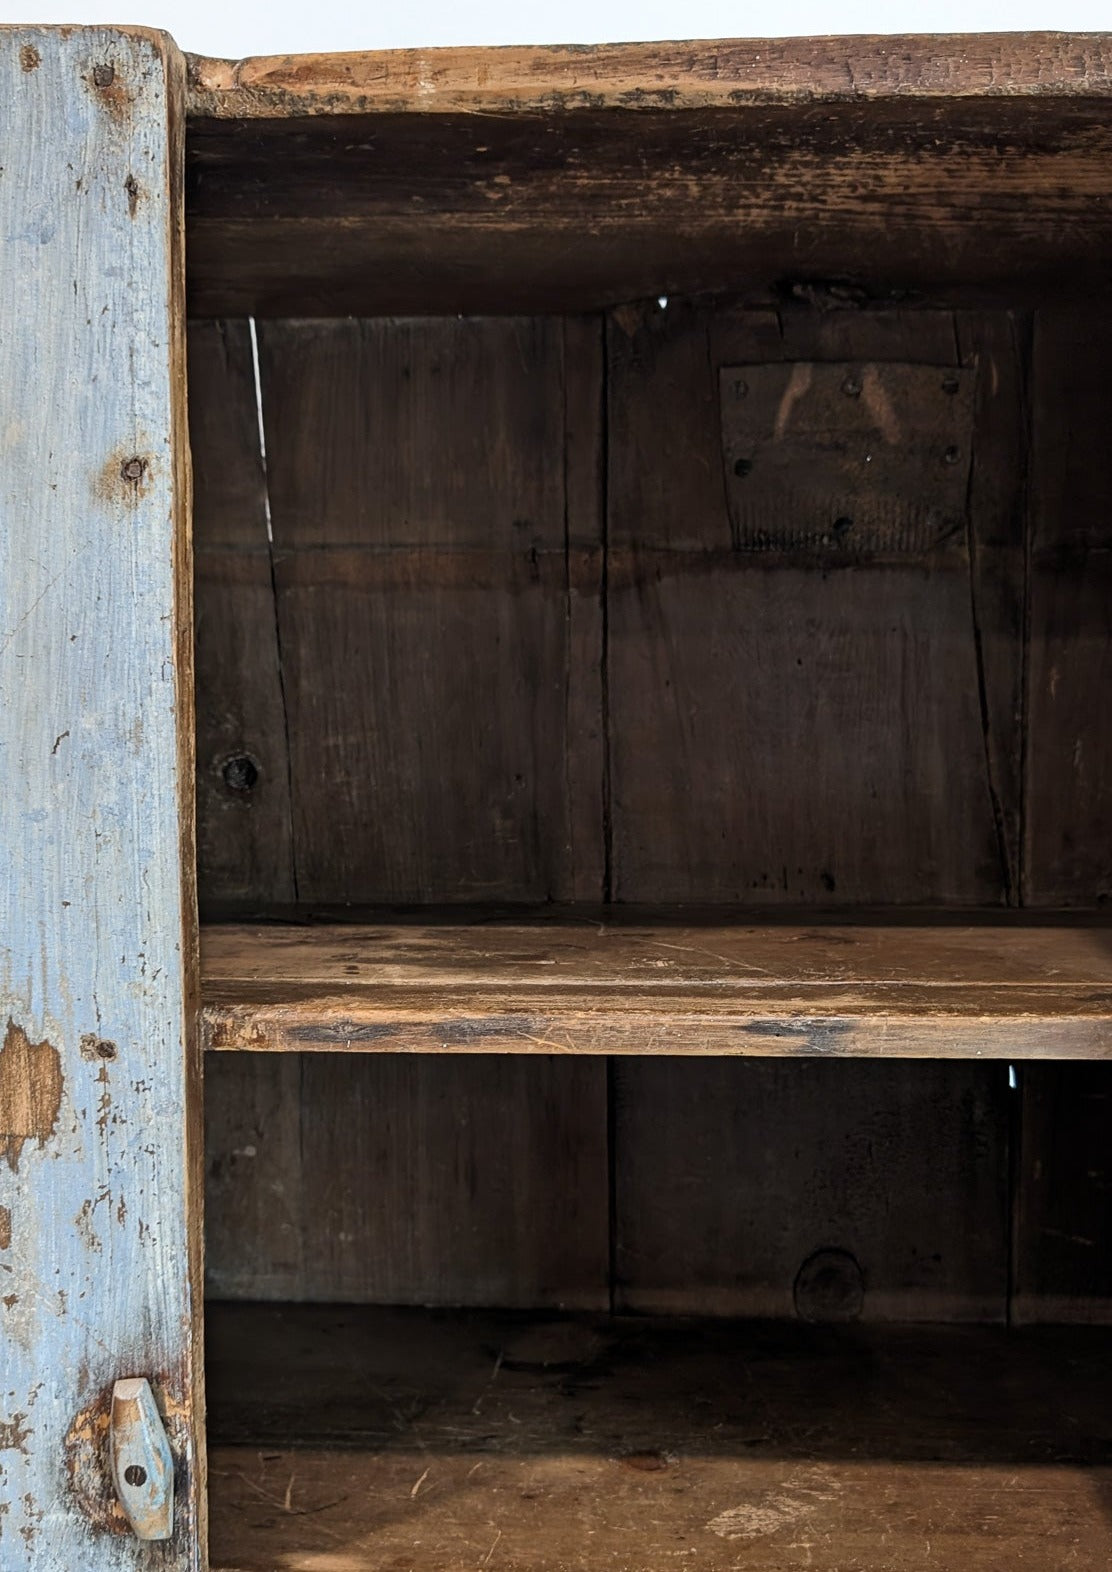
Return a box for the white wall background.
[0,0,1109,60]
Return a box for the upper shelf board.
[201,912,1112,1058]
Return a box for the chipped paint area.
[0,1021,63,1172]
[0,1415,31,1454]
[64,1393,130,1534]
[1,27,200,1568]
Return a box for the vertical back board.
[0,29,203,1568]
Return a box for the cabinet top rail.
[185,32,1112,119]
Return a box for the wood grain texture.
[613,1059,1009,1319]
[0,27,203,1568]
[606,304,1025,907]
[190,318,297,911]
[205,1305,1112,1572]
[200,914,1112,1059]
[205,1053,609,1308]
[1024,305,1112,905]
[186,34,1112,117]
[185,100,1112,316]
[204,1053,306,1298]
[251,316,605,906]
[1013,1064,1112,1324]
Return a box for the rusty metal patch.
[719,361,975,556]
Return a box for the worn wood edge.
[164,28,209,1568]
[0,26,204,1567]
[184,32,1112,119]
[201,1001,1112,1058]
[0,22,182,54]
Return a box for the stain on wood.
[0,1021,63,1172]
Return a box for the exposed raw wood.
[607,304,1024,906]
[206,1303,1112,1572]
[201,913,1112,1058]
[186,34,1112,118]
[205,1054,609,1307]
[185,100,1112,315]
[0,27,203,1569]
[614,1059,1008,1319]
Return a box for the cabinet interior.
[185,79,1112,1570]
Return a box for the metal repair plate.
[719,361,975,555]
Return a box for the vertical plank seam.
[600,315,614,905]
[248,316,300,903]
[1006,1061,1023,1327]
[960,313,1015,907]
[600,315,617,1312]
[1016,310,1035,909]
[560,318,573,903]
[1008,310,1035,1326]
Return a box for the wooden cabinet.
[4,25,1112,1569]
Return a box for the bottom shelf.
[206,1305,1112,1571]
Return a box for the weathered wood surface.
[186,34,1112,118]
[0,27,203,1568]
[1024,305,1112,906]
[190,319,297,911]
[183,37,1112,317]
[607,305,1025,907]
[205,1053,609,1306]
[185,102,1112,316]
[245,317,605,905]
[205,1305,1112,1571]
[614,1059,1009,1319]
[1013,1063,1112,1324]
[200,914,1112,1058]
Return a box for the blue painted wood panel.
[0,27,203,1569]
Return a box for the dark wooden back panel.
[606,302,1025,904]
[258,316,605,906]
[192,305,1112,1321]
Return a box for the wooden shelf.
[200,910,1112,1058]
[206,1303,1112,1572]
